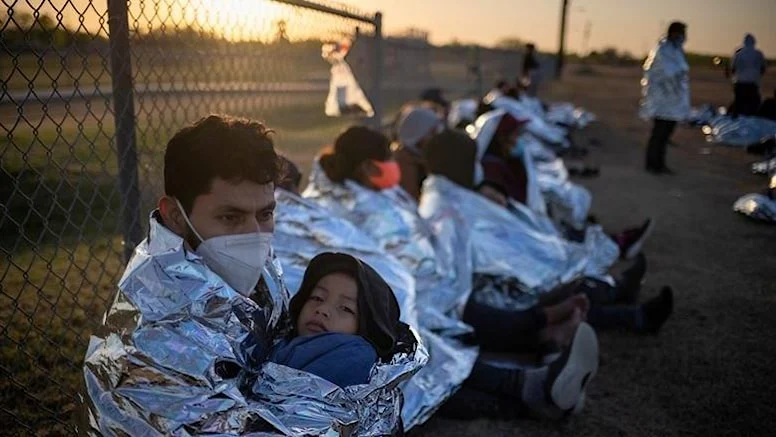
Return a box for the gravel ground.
[414,65,776,437]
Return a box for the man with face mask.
[640,21,690,175]
[80,115,290,435]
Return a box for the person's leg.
[463,297,547,352]
[457,322,599,419]
[645,119,663,170]
[657,120,677,171]
[584,286,674,334]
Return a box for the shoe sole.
[548,322,599,411]
[625,219,655,260]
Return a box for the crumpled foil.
[639,38,691,122]
[733,193,776,223]
[701,116,776,147]
[545,103,597,129]
[419,175,618,311]
[80,213,426,435]
[487,95,571,147]
[301,168,478,428]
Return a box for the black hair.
[495,80,508,90]
[164,114,280,213]
[423,130,477,190]
[277,155,302,192]
[319,126,390,183]
[668,21,686,36]
[289,252,414,361]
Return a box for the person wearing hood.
[393,106,444,200]
[641,21,690,175]
[271,252,415,388]
[731,33,767,116]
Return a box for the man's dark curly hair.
[164,114,282,212]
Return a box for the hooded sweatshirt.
[732,34,766,85]
[274,253,413,387]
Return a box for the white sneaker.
[544,322,599,411]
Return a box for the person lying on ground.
[423,129,674,336]
[483,111,655,260]
[269,252,416,388]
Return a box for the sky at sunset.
[12,0,776,57]
[340,0,775,57]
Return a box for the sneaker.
[544,322,599,411]
[615,218,655,260]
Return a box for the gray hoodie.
[732,34,766,85]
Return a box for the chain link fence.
[1,1,528,433]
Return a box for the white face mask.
[175,199,272,296]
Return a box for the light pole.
[556,0,570,79]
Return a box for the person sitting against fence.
[392,106,445,200]
[81,114,291,434]
[423,128,674,336]
[268,252,415,388]
[311,125,601,418]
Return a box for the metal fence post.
[371,12,384,128]
[107,0,142,261]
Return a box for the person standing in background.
[730,34,766,116]
[640,22,690,175]
[521,43,542,97]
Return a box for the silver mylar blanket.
[80,213,426,436]
[701,115,776,147]
[639,38,691,122]
[486,94,571,147]
[471,109,592,230]
[302,164,479,428]
[273,188,473,429]
[419,175,618,311]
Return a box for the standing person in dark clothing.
[521,43,542,97]
[640,21,690,175]
[731,34,767,116]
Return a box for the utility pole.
[556,0,570,79]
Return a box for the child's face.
[297,272,359,336]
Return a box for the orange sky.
[341,0,776,57]
[13,0,776,57]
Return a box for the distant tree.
[495,37,526,50]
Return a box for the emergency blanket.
[301,170,478,428]
[419,175,618,311]
[639,38,691,122]
[701,115,776,147]
[81,213,426,435]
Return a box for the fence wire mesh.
[1,0,524,434]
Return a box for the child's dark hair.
[319,126,390,183]
[164,114,281,213]
[289,252,412,361]
[277,155,302,192]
